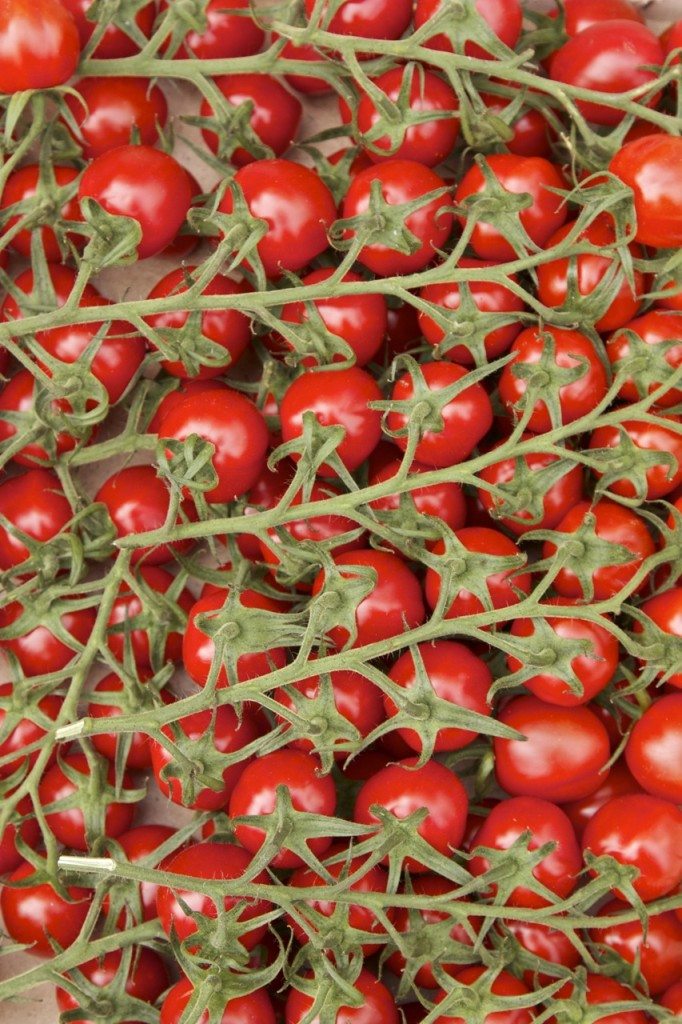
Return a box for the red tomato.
[88,671,163,770]
[609,136,682,249]
[0,368,83,466]
[419,259,525,365]
[455,155,568,261]
[591,900,682,995]
[0,468,72,571]
[280,366,382,473]
[555,973,649,1024]
[0,0,79,92]
[55,948,168,1024]
[158,387,268,503]
[312,548,425,650]
[235,459,294,561]
[558,0,644,35]
[156,841,272,951]
[218,159,336,278]
[469,796,581,908]
[414,0,522,58]
[1,165,82,259]
[0,860,91,957]
[104,823,176,924]
[662,19,682,60]
[589,415,682,500]
[563,758,644,840]
[0,793,41,874]
[636,588,682,689]
[147,379,229,434]
[544,499,655,600]
[549,22,663,127]
[64,78,168,159]
[499,326,609,433]
[625,693,682,803]
[536,214,647,332]
[342,160,453,276]
[168,0,265,58]
[385,640,492,753]
[58,0,155,56]
[425,527,531,621]
[502,918,582,987]
[286,968,398,1024]
[480,92,552,158]
[0,598,96,677]
[201,74,301,166]
[660,982,682,1017]
[78,145,192,260]
[278,37,333,94]
[161,978,276,1024]
[494,696,611,802]
[606,310,682,408]
[304,0,412,40]
[369,456,467,535]
[433,966,532,1024]
[107,566,194,669]
[229,750,337,869]
[0,687,62,779]
[354,757,468,872]
[387,361,493,467]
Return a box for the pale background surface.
[0,0,679,1018]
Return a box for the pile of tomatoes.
[0,0,682,1021]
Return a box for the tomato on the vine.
[161,979,276,1024]
[286,969,398,1024]
[0,468,72,572]
[0,860,92,957]
[64,77,168,158]
[200,74,302,166]
[1,165,82,260]
[609,136,682,249]
[55,948,169,1024]
[414,0,523,58]
[0,0,80,93]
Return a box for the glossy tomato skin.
[148,379,228,433]
[0,793,41,874]
[342,160,453,276]
[500,326,609,433]
[555,973,649,1024]
[0,468,72,571]
[312,549,425,650]
[0,0,80,92]
[353,757,469,872]
[105,823,176,924]
[433,966,532,1024]
[660,981,682,1016]
[609,136,682,249]
[106,566,194,668]
[589,415,682,500]
[78,145,192,259]
[156,842,271,951]
[0,598,96,677]
[229,750,337,869]
[168,0,264,58]
[64,77,167,158]
[503,918,581,987]
[286,968,398,1024]
[59,0,155,57]
[637,588,682,689]
[563,758,644,840]
[304,0,412,40]
[558,0,644,35]
[1,165,82,260]
[0,369,82,466]
[160,978,276,1024]
[388,361,493,468]
[369,456,467,535]
[494,696,611,802]
[0,860,91,956]
[480,92,552,158]
[591,900,682,995]
[219,159,336,278]
[158,388,269,503]
[414,0,522,58]
[280,366,382,473]
[201,74,302,166]
[625,694,682,802]
[455,155,568,261]
[55,948,169,1024]
[419,259,525,365]
[606,310,682,408]
[0,686,62,780]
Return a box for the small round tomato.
[104,823,176,924]
[660,981,682,1017]
[201,74,301,166]
[0,598,96,678]
[158,386,268,503]
[563,758,644,840]
[537,214,647,332]
[499,326,609,434]
[419,259,525,365]
[78,145,192,260]
[64,78,168,159]
[280,366,382,473]
[414,0,522,58]
[1,165,82,260]
[425,527,531,621]
[455,155,568,262]
[312,549,425,650]
[589,415,682,500]
[0,860,91,957]
[494,696,611,802]
[287,969,398,1024]
[279,37,333,95]
[558,0,644,35]
[342,160,453,276]
[0,794,41,874]
[107,566,195,669]
[168,0,264,58]
[0,686,62,780]
[503,918,581,988]
[55,948,169,1024]
[304,0,412,40]
[609,136,682,250]
[147,379,229,433]
[549,22,663,127]
[218,159,336,278]
[625,694,682,803]
[555,973,649,1024]
[161,979,276,1024]
[387,361,493,468]
[235,459,294,561]
[385,640,492,753]
[544,499,655,600]
[0,369,83,466]
[0,0,79,92]
[88,671,164,770]
[96,464,196,566]
[606,310,682,408]
[229,750,337,869]
[354,757,468,872]
[156,841,272,951]
[433,966,532,1024]
[591,900,682,995]
[0,468,72,572]
[637,588,682,689]
[59,0,155,56]
[480,91,552,158]
[369,456,467,534]
[469,796,581,908]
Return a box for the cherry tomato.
[160,978,276,1024]
[229,750,337,869]
[494,696,611,802]
[342,160,453,276]
[555,973,649,1024]
[558,0,644,35]
[502,918,582,987]
[369,456,467,535]
[58,0,155,57]
[106,566,195,669]
[64,78,167,159]
[235,459,294,561]
[591,900,682,995]
[103,823,176,924]
[1,165,82,260]
[286,968,398,1024]
[636,588,682,689]
[606,310,682,408]
[304,0,412,40]
[0,860,91,957]
[0,793,41,874]
[0,468,72,572]
[609,136,682,249]
[0,597,96,677]
[660,982,682,1017]
[201,74,301,166]
[589,414,682,500]
[279,37,332,95]
[625,693,682,803]
[433,966,532,1024]
[168,0,265,59]
[455,155,568,262]
[0,686,62,780]
[55,948,168,1024]
[87,671,164,770]
[563,758,644,840]
[0,368,83,466]
[147,379,229,434]
[480,91,552,158]
[414,0,522,58]
[0,0,79,92]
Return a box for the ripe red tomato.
[0,793,41,874]
[354,757,468,872]
[480,91,552,158]
[414,0,522,58]
[0,368,84,466]
[661,18,682,60]
[385,640,492,753]
[387,361,493,467]
[201,74,302,166]
[161,978,276,1024]
[369,455,467,535]
[589,415,682,500]
[555,973,649,1024]
[660,981,682,1017]
[0,860,91,957]
[107,566,195,669]
[0,0,79,92]
[167,0,264,58]
[279,38,332,95]
[637,588,682,689]
[235,459,294,561]
[286,969,398,1024]
[64,78,168,159]
[609,136,682,249]
[536,214,647,331]
[501,918,581,987]
[312,549,425,650]
[1,165,82,260]
[156,841,272,950]
[455,155,568,261]
[229,750,337,868]
[218,159,336,278]
[425,527,532,620]
[95,464,196,566]
[88,671,163,770]
[606,310,682,408]
[499,326,609,433]
[342,160,453,276]
[494,696,611,802]
[148,379,230,433]
[433,966,532,1024]
[0,468,72,572]
[103,823,176,924]
[419,259,525,365]
[58,0,155,56]
[563,758,644,840]
[557,0,644,35]
[544,499,655,600]
[304,0,412,40]
[469,796,581,908]
[55,948,169,1024]
[78,145,192,260]
[158,386,268,503]
[0,685,62,779]
[0,597,96,677]
[280,366,382,473]
[591,900,682,995]
[625,693,682,803]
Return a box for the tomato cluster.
[0,0,681,1023]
